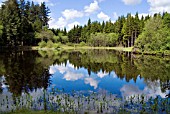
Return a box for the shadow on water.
[0,49,169,113]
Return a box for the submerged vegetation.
[1,89,170,114]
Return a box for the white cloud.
[85,78,98,89]
[49,63,68,74]
[49,17,67,29]
[131,13,149,19]
[97,12,110,21]
[120,84,142,97]
[49,9,83,29]
[68,63,76,69]
[138,13,149,19]
[120,81,168,99]
[84,0,100,14]
[63,71,84,81]
[111,20,116,24]
[122,0,141,5]
[113,12,118,19]
[0,0,6,6]
[97,71,108,78]
[62,9,84,20]
[49,65,57,74]
[68,21,80,31]
[147,0,170,14]
[112,72,117,78]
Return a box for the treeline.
[67,13,146,47]
[0,0,50,46]
[67,13,170,53]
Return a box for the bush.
[47,40,53,48]
[53,43,61,49]
[80,42,86,46]
[38,41,46,48]
[66,42,73,46]
[164,50,170,55]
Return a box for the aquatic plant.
[0,88,169,114]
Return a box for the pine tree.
[101,21,105,32]
[122,13,133,47]
[114,16,125,46]
[40,2,50,27]
[2,0,22,46]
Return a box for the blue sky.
[1,0,170,30]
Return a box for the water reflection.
[0,50,169,98]
[0,51,52,96]
[120,81,168,99]
[49,61,144,96]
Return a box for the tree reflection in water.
[0,49,169,113]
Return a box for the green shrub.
[80,41,86,46]
[66,42,73,46]
[164,50,170,55]
[53,43,60,49]
[47,40,53,48]
[38,41,46,48]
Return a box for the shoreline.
[0,46,170,56]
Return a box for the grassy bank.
[34,43,134,52]
[60,45,133,51]
[1,45,170,56]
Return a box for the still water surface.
[0,49,169,112]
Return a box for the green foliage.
[0,24,3,37]
[135,15,170,53]
[107,33,118,46]
[80,41,86,46]
[66,42,73,46]
[38,40,60,49]
[0,0,169,53]
[88,33,118,47]
[53,33,68,44]
[35,29,54,41]
[38,41,46,48]
[0,0,50,46]
[68,25,82,43]
[46,40,53,48]
[0,22,3,45]
[67,13,144,48]
[163,12,170,28]
[53,43,61,49]
[88,33,107,47]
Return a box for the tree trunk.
[131,31,133,47]
[134,30,137,46]
[128,38,129,47]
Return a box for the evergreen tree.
[163,12,170,28]
[122,13,133,47]
[114,16,125,46]
[40,2,50,27]
[2,0,22,46]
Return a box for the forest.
[0,0,170,54]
